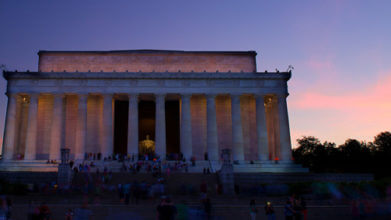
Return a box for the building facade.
[1,50,295,168]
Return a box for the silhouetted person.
[249,199,258,220]
[203,198,212,219]
[265,201,275,220]
[157,197,177,220]
[284,200,295,220]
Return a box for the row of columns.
[2,93,292,162]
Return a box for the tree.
[293,136,337,172]
[373,131,391,153]
[338,139,371,173]
[293,132,391,176]
[372,131,391,177]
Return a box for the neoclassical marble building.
[1,50,299,171]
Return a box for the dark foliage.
[293,131,391,177]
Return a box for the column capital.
[180,94,192,100]
[230,93,242,97]
[205,94,217,99]
[155,93,166,97]
[28,93,40,99]
[230,94,242,103]
[78,93,89,101]
[52,93,65,99]
[254,94,267,99]
[127,93,139,99]
[101,93,114,98]
[155,94,166,102]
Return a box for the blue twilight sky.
[0,0,390,146]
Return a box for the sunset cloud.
[290,69,391,146]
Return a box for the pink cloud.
[289,69,391,145]
[291,72,391,111]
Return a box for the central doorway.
[138,101,156,154]
[114,98,181,157]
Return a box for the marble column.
[127,94,139,157]
[2,93,18,160]
[206,94,218,161]
[256,94,269,161]
[75,94,88,160]
[155,94,166,159]
[180,94,192,160]
[277,94,292,161]
[24,94,39,160]
[49,94,64,160]
[265,98,275,160]
[102,94,113,158]
[231,94,245,161]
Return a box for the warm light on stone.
[1,49,301,172]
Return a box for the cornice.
[3,71,291,80]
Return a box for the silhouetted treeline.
[292,131,391,177]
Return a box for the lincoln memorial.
[1,50,306,172]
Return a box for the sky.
[0,0,390,147]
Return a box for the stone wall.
[38,51,256,73]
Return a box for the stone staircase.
[78,160,214,173]
[0,160,58,172]
[0,171,58,184]
[0,159,308,173]
[232,161,309,173]
[72,172,219,195]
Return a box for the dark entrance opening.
[138,101,156,149]
[165,100,180,155]
[114,100,129,155]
